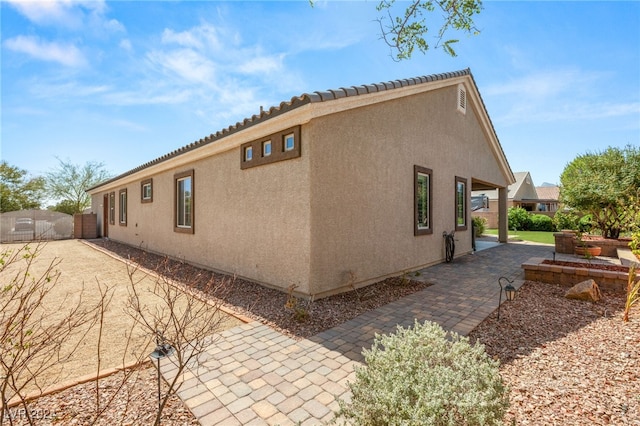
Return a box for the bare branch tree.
[124,256,233,426]
[0,243,103,425]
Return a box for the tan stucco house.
[88,69,514,298]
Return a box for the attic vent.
[457,84,467,114]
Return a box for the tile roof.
[89,68,475,191]
[535,186,560,201]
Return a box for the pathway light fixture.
[497,276,516,320]
[149,330,174,419]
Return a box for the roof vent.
[457,84,467,114]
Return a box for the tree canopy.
[45,159,112,215]
[560,145,640,239]
[0,161,45,213]
[376,0,482,60]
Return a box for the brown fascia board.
[88,68,476,192]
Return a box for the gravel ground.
[7,241,639,425]
[469,281,639,425]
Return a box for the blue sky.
[2,1,639,189]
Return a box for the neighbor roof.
[536,186,560,201]
[89,68,512,192]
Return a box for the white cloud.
[147,48,217,86]
[4,35,86,67]
[238,54,284,75]
[162,25,223,51]
[485,68,636,126]
[119,39,132,52]
[7,0,101,27]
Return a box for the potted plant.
[574,232,602,257]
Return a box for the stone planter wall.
[521,257,633,293]
[554,232,632,257]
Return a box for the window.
[119,189,127,225]
[284,133,295,151]
[109,192,115,225]
[175,170,194,233]
[141,179,153,203]
[240,126,301,170]
[414,166,432,235]
[455,176,467,230]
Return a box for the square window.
[141,179,152,203]
[284,133,295,151]
[414,166,432,236]
[263,140,272,157]
[245,146,253,161]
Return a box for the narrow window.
[245,146,253,161]
[263,140,272,157]
[414,166,432,236]
[109,192,115,225]
[284,133,295,151]
[455,176,467,230]
[175,170,194,234]
[141,179,153,203]
[119,189,127,225]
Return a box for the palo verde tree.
[376,0,483,60]
[45,158,112,214]
[560,145,640,239]
[309,0,482,61]
[0,161,45,213]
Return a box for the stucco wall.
[89,80,510,298]
[91,147,312,294]
[306,85,509,296]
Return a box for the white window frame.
[263,140,272,157]
[284,133,295,151]
[119,189,127,225]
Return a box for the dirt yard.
[0,240,244,400]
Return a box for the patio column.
[498,186,508,243]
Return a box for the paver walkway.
[161,242,556,425]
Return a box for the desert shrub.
[508,207,530,231]
[529,214,554,232]
[336,320,509,426]
[472,216,486,237]
[578,214,594,233]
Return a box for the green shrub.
[336,320,509,426]
[553,210,579,231]
[507,207,530,231]
[529,214,554,232]
[578,214,594,233]
[472,216,486,237]
[629,231,640,256]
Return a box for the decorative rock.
[565,279,602,302]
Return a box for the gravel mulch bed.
[469,281,639,425]
[86,240,433,339]
[9,241,639,425]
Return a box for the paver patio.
[161,241,558,425]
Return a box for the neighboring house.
[535,185,560,213]
[88,69,514,298]
[473,171,538,211]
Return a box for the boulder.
[565,279,602,302]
